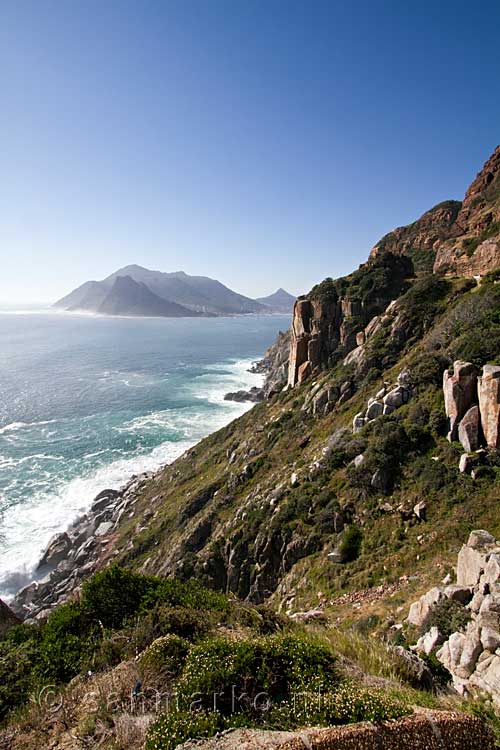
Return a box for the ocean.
[0,309,289,599]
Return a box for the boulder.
[444,585,473,605]
[371,467,392,494]
[443,361,478,441]
[469,653,500,704]
[456,622,482,678]
[413,500,427,521]
[477,595,500,632]
[457,544,487,587]
[289,609,325,622]
[392,646,433,689]
[482,553,500,587]
[407,586,446,629]
[383,385,410,409]
[478,365,500,448]
[366,400,383,419]
[0,598,20,635]
[352,412,367,433]
[468,529,496,549]
[37,532,72,569]
[415,626,442,655]
[458,405,481,452]
[481,627,500,652]
[95,521,113,537]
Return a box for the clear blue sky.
[1,0,499,303]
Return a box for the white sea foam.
[0,420,60,436]
[0,357,263,600]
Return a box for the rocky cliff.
[369,146,500,278]
[287,253,413,387]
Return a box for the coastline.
[8,356,270,621]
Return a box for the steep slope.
[370,145,500,277]
[37,265,496,617]
[97,275,202,317]
[256,288,296,313]
[54,279,109,311]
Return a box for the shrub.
[139,634,190,679]
[82,566,158,628]
[269,682,410,727]
[177,633,338,716]
[424,599,471,639]
[339,526,363,562]
[146,709,225,750]
[36,602,97,683]
[155,605,213,641]
[0,625,40,719]
[141,578,229,614]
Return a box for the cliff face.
[369,146,500,278]
[287,254,413,387]
[288,298,339,386]
[434,146,500,276]
[370,201,461,267]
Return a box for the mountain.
[256,287,296,313]
[55,265,268,316]
[371,145,500,277]
[8,146,500,747]
[105,265,267,315]
[55,279,109,312]
[96,275,202,317]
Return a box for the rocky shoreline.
[9,349,284,622]
[10,472,155,621]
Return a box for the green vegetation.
[424,598,471,640]
[146,632,409,750]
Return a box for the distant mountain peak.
[256,288,296,314]
[54,265,272,317]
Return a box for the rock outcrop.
[443,361,500,455]
[288,297,339,387]
[369,146,500,279]
[410,530,500,706]
[287,255,412,387]
[172,712,494,750]
[370,201,461,262]
[352,370,412,434]
[443,361,478,441]
[11,481,152,621]
[478,365,500,449]
[0,598,20,635]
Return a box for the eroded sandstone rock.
[443,361,478,441]
[478,364,500,449]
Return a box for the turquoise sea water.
[0,310,289,598]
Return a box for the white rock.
[407,587,446,628]
[457,544,487,586]
[415,626,441,655]
[481,627,500,652]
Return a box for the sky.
[1,0,500,304]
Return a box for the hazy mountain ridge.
[256,287,296,313]
[54,266,292,317]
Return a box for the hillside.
[4,146,500,748]
[96,276,202,317]
[371,146,500,277]
[55,266,268,316]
